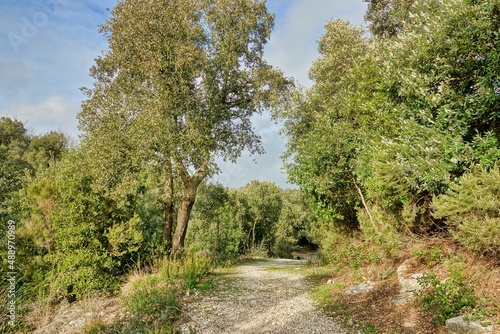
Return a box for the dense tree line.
[277,0,500,255]
[2,0,294,307]
[186,181,315,258]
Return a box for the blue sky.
[0,0,367,188]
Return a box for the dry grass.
[315,262,442,333]
[312,236,500,333]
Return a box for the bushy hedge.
[433,165,500,255]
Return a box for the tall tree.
[364,0,415,37]
[243,180,282,251]
[80,0,289,255]
[277,20,380,229]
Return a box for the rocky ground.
[179,258,347,334]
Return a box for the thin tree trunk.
[171,160,209,256]
[352,175,380,235]
[162,162,174,249]
[251,218,258,249]
[171,185,196,256]
[214,216,220,254]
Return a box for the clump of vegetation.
[413,246,442,266]
[417,272,477,324]
[84,256,213,334]
[433,165,500,256]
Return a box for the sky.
[0,0,367,188]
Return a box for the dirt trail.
[179,259,347,334]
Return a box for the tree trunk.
[251,218,258,250]
[170,160,209,257]
[162,163,174,249]
[214,216,220,254]
[352,175,380,236]
[171,185,196,256]
[163,201,174,248]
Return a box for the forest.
[1,0,500,333]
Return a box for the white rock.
[345,281,375,295]
[68,318,85,327]
[446,316,494,334]
[397,260,424,293]
[403,322,416,328]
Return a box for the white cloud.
[0,1,368,189]
[1,95,79,136]
[265,0,367,86]
[216,1,368,188]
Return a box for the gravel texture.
[180,259,347,334]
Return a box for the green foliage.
[185,183,237,255]
[364,0,415,37]
[314,224,384,268]
[18,147,149,300]
[278,20,374,230]
[243,180,283,252]
[80,0,291,254]
[417,273,477,324]
[356,205,401,256]
[122,276,181,326]
[433,165,500,255]
[413,246,442,266]
[25,131,68,171]
[105,214,144,257]
[273,189,316,258]
[0,118,70,328]
[186,181,311,259]
[272,236,296,259]
[277,0,500,252]
[0,117,32,227]
[178,256,213,289]
[84,256,213,333]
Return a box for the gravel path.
[179,259,347,334]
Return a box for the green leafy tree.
[364,0,415,37]
[0,117,32,225]
[273,189,316,258]
[243,180,283,252]
[277,20,388,230]
[186,183,231,254]
[358,0,500,233]
[25,131,68,171]
[80,0,290,255]
[33,150,117,298]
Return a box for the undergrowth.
[417,273,476,325]
[83,256,214,334]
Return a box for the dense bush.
[433,165,500,255]
[277,0,500,259]
[84,256,213,334]
[418,272,477,324]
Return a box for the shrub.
[272,236,296,258]
[85,256,213,334]
[433,165,500,255]
[122,276,181,326]
[417,273,477,324]
[356,205,402,257]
